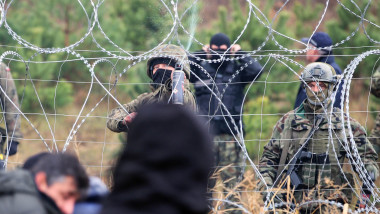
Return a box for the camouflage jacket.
[369,69,380,153]
[369,113,380,153]
[370,67,380,98]
[258,102,378,202]
[107,80,196,133]
[0,63,23,140]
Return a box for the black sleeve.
[188,50,206,83]
[237,50,263,83]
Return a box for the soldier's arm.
[0,63,23,140]
[258,119,284,189]
[106,94,147,133]
[349,119,379,178]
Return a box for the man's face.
[152,63,175,75]
[306,44,321,63]
[306,81,327,92]
[305,81,330,104]
[35,173,80,214]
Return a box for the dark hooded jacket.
[0,170,62,214]
[101,104,214,214]
[294,55,343,109]
[189,49,263,135]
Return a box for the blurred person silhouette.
[189,32,263,202]
[369,66,380,154]
[107,44,196,133]
[0,62,23,166]
[101,103,214,214]
[189,33,263,213]
[295,32,344,109]
[74,176,109,214]
[0,152,89,214]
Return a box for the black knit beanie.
[210,33,231,49]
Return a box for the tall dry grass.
[210,167,379,214]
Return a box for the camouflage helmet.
[301,62,338,106]
[146,44,190,79]
[301,62,337,84]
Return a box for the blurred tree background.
[0,0,379,162]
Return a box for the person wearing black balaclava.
[101,104,214,214]
[107,44,197,133]
[189,33,263,213]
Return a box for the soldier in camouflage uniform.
[107,44,196,133]
[258,62,378,211]
[0,62,23,156]
[369,67,380,154]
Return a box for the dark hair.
[22,152,50,170]
[101,104,214,214]
[30,153,89,194]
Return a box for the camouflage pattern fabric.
[369,113,380,154]
[214,134,243,188]
[107,80,196,133]
[370,67,380,98]
[213,134,243,214]
[0,63,22,140]
[258,102,378,204]
[370,69,380,153]
[146,44,191,79]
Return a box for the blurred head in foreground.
[101,104,214,214]
[24,152,89,214]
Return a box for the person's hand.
[170,70,187,80]
[202,44,211,59]
[231,44,241,55]
[123,112,137,125]
[7,141,19,156]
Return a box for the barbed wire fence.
[0,0,379,213]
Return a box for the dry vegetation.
[211,168,380,213]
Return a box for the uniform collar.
[292,102,342,129]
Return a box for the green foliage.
[326,0,380,78]
[0,0,175,113]
[20,79,73,113]
[244,96,279,159]
[293,0,324,37]
[0,0,93,112]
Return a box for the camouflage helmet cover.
[301,62,337,84]
[301,62,338,106]
[146,44,190,79]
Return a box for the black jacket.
[189,51,263,135]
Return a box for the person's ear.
[34,172,48,192]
